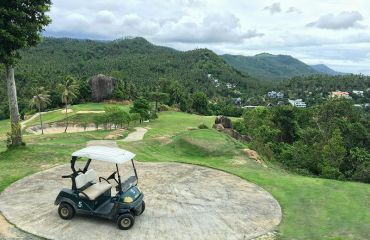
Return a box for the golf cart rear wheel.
[58,203,75,220]
[117,214,135,230]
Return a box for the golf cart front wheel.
[139,201,145,215]
[58,202,75,220]
[117,214,135,230]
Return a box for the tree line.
[233,98,370,183]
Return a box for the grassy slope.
[0,110,369,239]
[124,112,370,240]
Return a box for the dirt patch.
[154,136,172,145]
[40,164,60,170]
[60,109,73,114]
[105,129,126,140]
[86,140,118,148]
[0,214,16,238]
[243,148,265,164]
[27,123,96,135]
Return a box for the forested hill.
[221,53,319,82]
[13,37,264,97]
[310,64,344,76]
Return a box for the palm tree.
[58,76,79,133]
[29,87,51,135]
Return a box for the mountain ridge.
[221,53,346,81]
[310,64,344,76]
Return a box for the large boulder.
[214,116,252,143]
[213,123,225,131]
[215,115,232,129]
[89,74,116,102]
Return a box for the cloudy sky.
[45,0,370,74]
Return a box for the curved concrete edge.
[0,162,282,240]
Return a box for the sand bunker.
[27,123,96,135]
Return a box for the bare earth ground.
[26,126,97,135]
[0,162,281,240]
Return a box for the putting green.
[0,162,281,240]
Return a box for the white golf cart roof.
[72,146,136,164]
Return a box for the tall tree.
[149,92,169,112]
[130,98,150,123]
[29,87,50,135]
[58,76,79,132]
[191,92,209,115]
[0,0,51,146]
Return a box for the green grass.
[0,119,9,152]
[71,102,130,112]
[0,108,369,239]
[68,113,102,124]
[23,103,131,127]
[142,111,214,138]
[123,131,370,239]
[166,129,243,157]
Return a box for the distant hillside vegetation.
[15,37,264,96]
[221,53,318,81]
[0,37,268,116]
[310,64,344,76]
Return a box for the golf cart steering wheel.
[99,171,119,184]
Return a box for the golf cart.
[54,146,145,230]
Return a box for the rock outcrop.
[89,74,116,102]
[213,115,251,143]
[215,115,233,128]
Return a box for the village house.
[267,91,284,99]
[352,90,364,96]
[330,91,351,99]
[288,99,307,108]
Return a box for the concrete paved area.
[122,127,148,142]
[0,162,281,240]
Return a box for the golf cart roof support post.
[83,159,92,173]
[70,157,91,174]
[116,164,123,194]
[131,159,138,183]
[70,156,77,174]
[70,156,78,190]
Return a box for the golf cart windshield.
[70,146,138,194]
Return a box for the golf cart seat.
[75,169,112,200]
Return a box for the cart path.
[0,162,281,240]
[121,127,148,142]
[21,109,60,130]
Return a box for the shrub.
[198,123,208,129]
[159,104,171,111]
[191,92,210,115]
[150,111,158,120]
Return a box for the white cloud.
[44,0,370,74]
[155,13,263,43]
[286,7,302,14]
[307,11,366,30]
[96,10,115,24]
[263,2,281,14]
